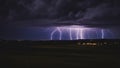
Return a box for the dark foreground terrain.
[0,40,120,68]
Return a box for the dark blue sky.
[0,26,119,40]
[0,27,50,40]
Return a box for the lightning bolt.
[50,26,107,40]
[51,27,85,40]
[80,29,84,39]
[50,27,62,40]
[57,27,62,40]
[69,28,72,40]
[50,28,57,40]
[101,29,104,39]
[69,28,84,40]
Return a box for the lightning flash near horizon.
[51,27,62,40]
[50,26,106,40]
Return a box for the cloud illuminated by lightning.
[50,25,105,40]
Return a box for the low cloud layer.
[0,0,120,27]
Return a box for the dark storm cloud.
[0,0,120,27]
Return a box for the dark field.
[0,40,120,68]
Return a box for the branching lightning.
[50,26,106,40]
[50,27,62,40]
[69,28,84,40]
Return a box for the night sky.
[0,0,120,40]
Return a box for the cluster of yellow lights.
[78,42,97,46]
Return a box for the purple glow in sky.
[0,26,118,40]
[50,25,106,40]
